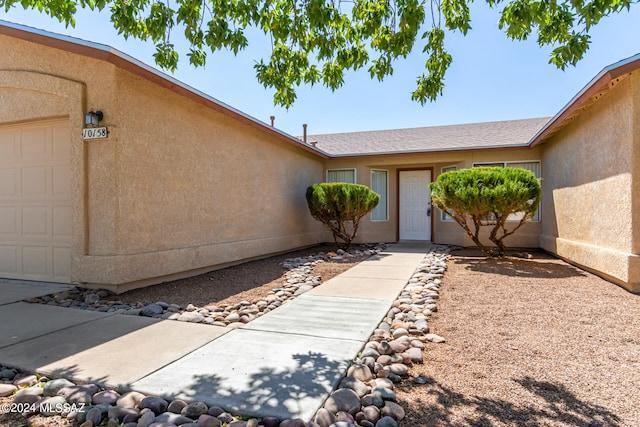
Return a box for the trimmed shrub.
[306,183,380,249]
[430,167,541,257]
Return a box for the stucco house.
[1,20,638,294]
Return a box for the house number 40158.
[82,127,108,140]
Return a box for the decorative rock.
[84,293,100,304]
[140,396,169,415]
[13,393,40,405]
[279,418,307,427]
[92,389,121,405]
[260,416,281,427]
[0,368,16,380]
[339,376,370,398]
[180,401,208,418]
[362,405,381,424]
[177,312,205,323]
[425,333,446,343]
[371,387,396,402]
[361,393,384,408]
[346,363,373,383]
[167,399,188,414]
[86,406,103,425]
[136,410,156,427]
[336,411,355,423]
[377,341,393,356]
[197,414,222,427]
[207,406,225,417]
[117,391,147,408]
[140,304,164,317]
[375,416,398,427]
[217,412,234,423]
[324,388,362,415]
[33,396,63,416]
[402,347,423,363]
[121,408,142,423]
[13,374,38,387]
[388,363,409,376]
[42,378,75,396]
[154,411,194,424]
[380,402,405,421]
[370,378,394,390]
[0,384,17,397]
[59,384,99,405]
[314,407,336,427]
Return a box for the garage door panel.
[52,125,71,160]
[0,120,71,283]
[52,165,71,196]
[0,168,17,197]
[0,129,18,159]
[0,208,18,234]
[53,205,72,237]
[21,166,48,197]
[22,206,49,237]
[20,127,48,159]
[22,245,49,277]
[0,245,19,274]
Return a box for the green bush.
[430,167,541,257]
[306,183,380,249]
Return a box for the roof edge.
[529,53,640,146]
[0,20,329,159]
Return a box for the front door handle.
[427,207,431,216]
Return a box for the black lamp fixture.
[85,110,103,127]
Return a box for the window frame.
[472,160,542,222]
[326,168,357,183]
[370,169,389,222]
[440,165,458,222]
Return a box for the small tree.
[430,167,541,257]
[306,183,380,250]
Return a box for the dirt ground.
[116,244,368,307]
[3,247,639,427]
[397,249,640,427]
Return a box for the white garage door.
[0,120,72,283]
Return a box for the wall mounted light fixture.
[85,110,103,127]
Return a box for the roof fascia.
[529,53,640,146]
[326,144,532,160]
[0,20,329,159]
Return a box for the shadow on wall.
[400,375,621,426]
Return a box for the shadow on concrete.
[179,351,344,420]
[400,375,620,426]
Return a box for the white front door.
[399,170,432,241]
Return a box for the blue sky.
[1,4,639,136]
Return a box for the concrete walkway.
[0,244,429,422]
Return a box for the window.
[371,170,388,221]
[473,161,541,221]
[326,168,356,183]
[440,165,457,221]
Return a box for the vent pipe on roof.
[270,116,275,127]
[303,124,308,143]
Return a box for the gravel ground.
[397,249,640,427]
[4,246,639,427]
[116,244,369,308]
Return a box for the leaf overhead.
[4,0,637,106]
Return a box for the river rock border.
[1,246,453,427]
[26,245,386,328]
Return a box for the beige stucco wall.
[1,34,325,291]
[324,147,542,248]
[539,71,640,293]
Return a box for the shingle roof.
[308,117,551,156]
